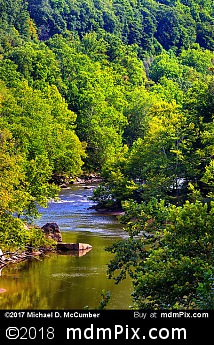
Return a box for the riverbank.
[55,174,102,188]
[0,247,55,296]
[0,183,132,309]
[89,204,125,216]
[0,177,119,273]
[59,175,125,216]
[0,247,55,272]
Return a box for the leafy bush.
[107,199,214,309]
[0,213,55,252]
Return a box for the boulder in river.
[42,223,62,242]
[57,243,92,251]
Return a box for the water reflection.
[58,248,92,257]
[0,184,132,309]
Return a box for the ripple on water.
[51,272,99,278]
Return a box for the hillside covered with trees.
[0,0,214,308]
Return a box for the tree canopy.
[0,0,214,307]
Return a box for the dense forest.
[0,0,214,309]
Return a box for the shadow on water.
[0,184,132,309]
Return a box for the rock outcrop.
[42,222,62,242]
[56,243,92,251]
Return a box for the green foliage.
[0,0,214,307]
[0,126,30,215]
[0,0,37,52]
[47,33,135,171]
[98,290,111,310]
[25,0,214,51]
[194,270,214,309]
[107,199,214,309]
[92,168,139,209]
[4,42,62,89]
[179,43,214,74]
[149,53,182,82]
[0,213,55,252]
[93,43,214,206]
[0,80,85,186]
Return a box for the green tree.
[0,80,85,216]
[0,126,29,215]
[107,199,214,309]
[149,53,182,83]
[5,41,63,90]
[179,43,214,74]
[48,34,130,171]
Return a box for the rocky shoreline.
[88,204,125,216]
[0,222,62,273]
[0,246,56,294]
[55,174,102,188]
[0,247,55,272]
[0,177,115,281]
[0,221,93,274]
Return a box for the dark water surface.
[0,184,132,309]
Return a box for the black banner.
[0,310,212,344]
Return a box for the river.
[0,183,132,309]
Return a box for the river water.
[0,184,132,309]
